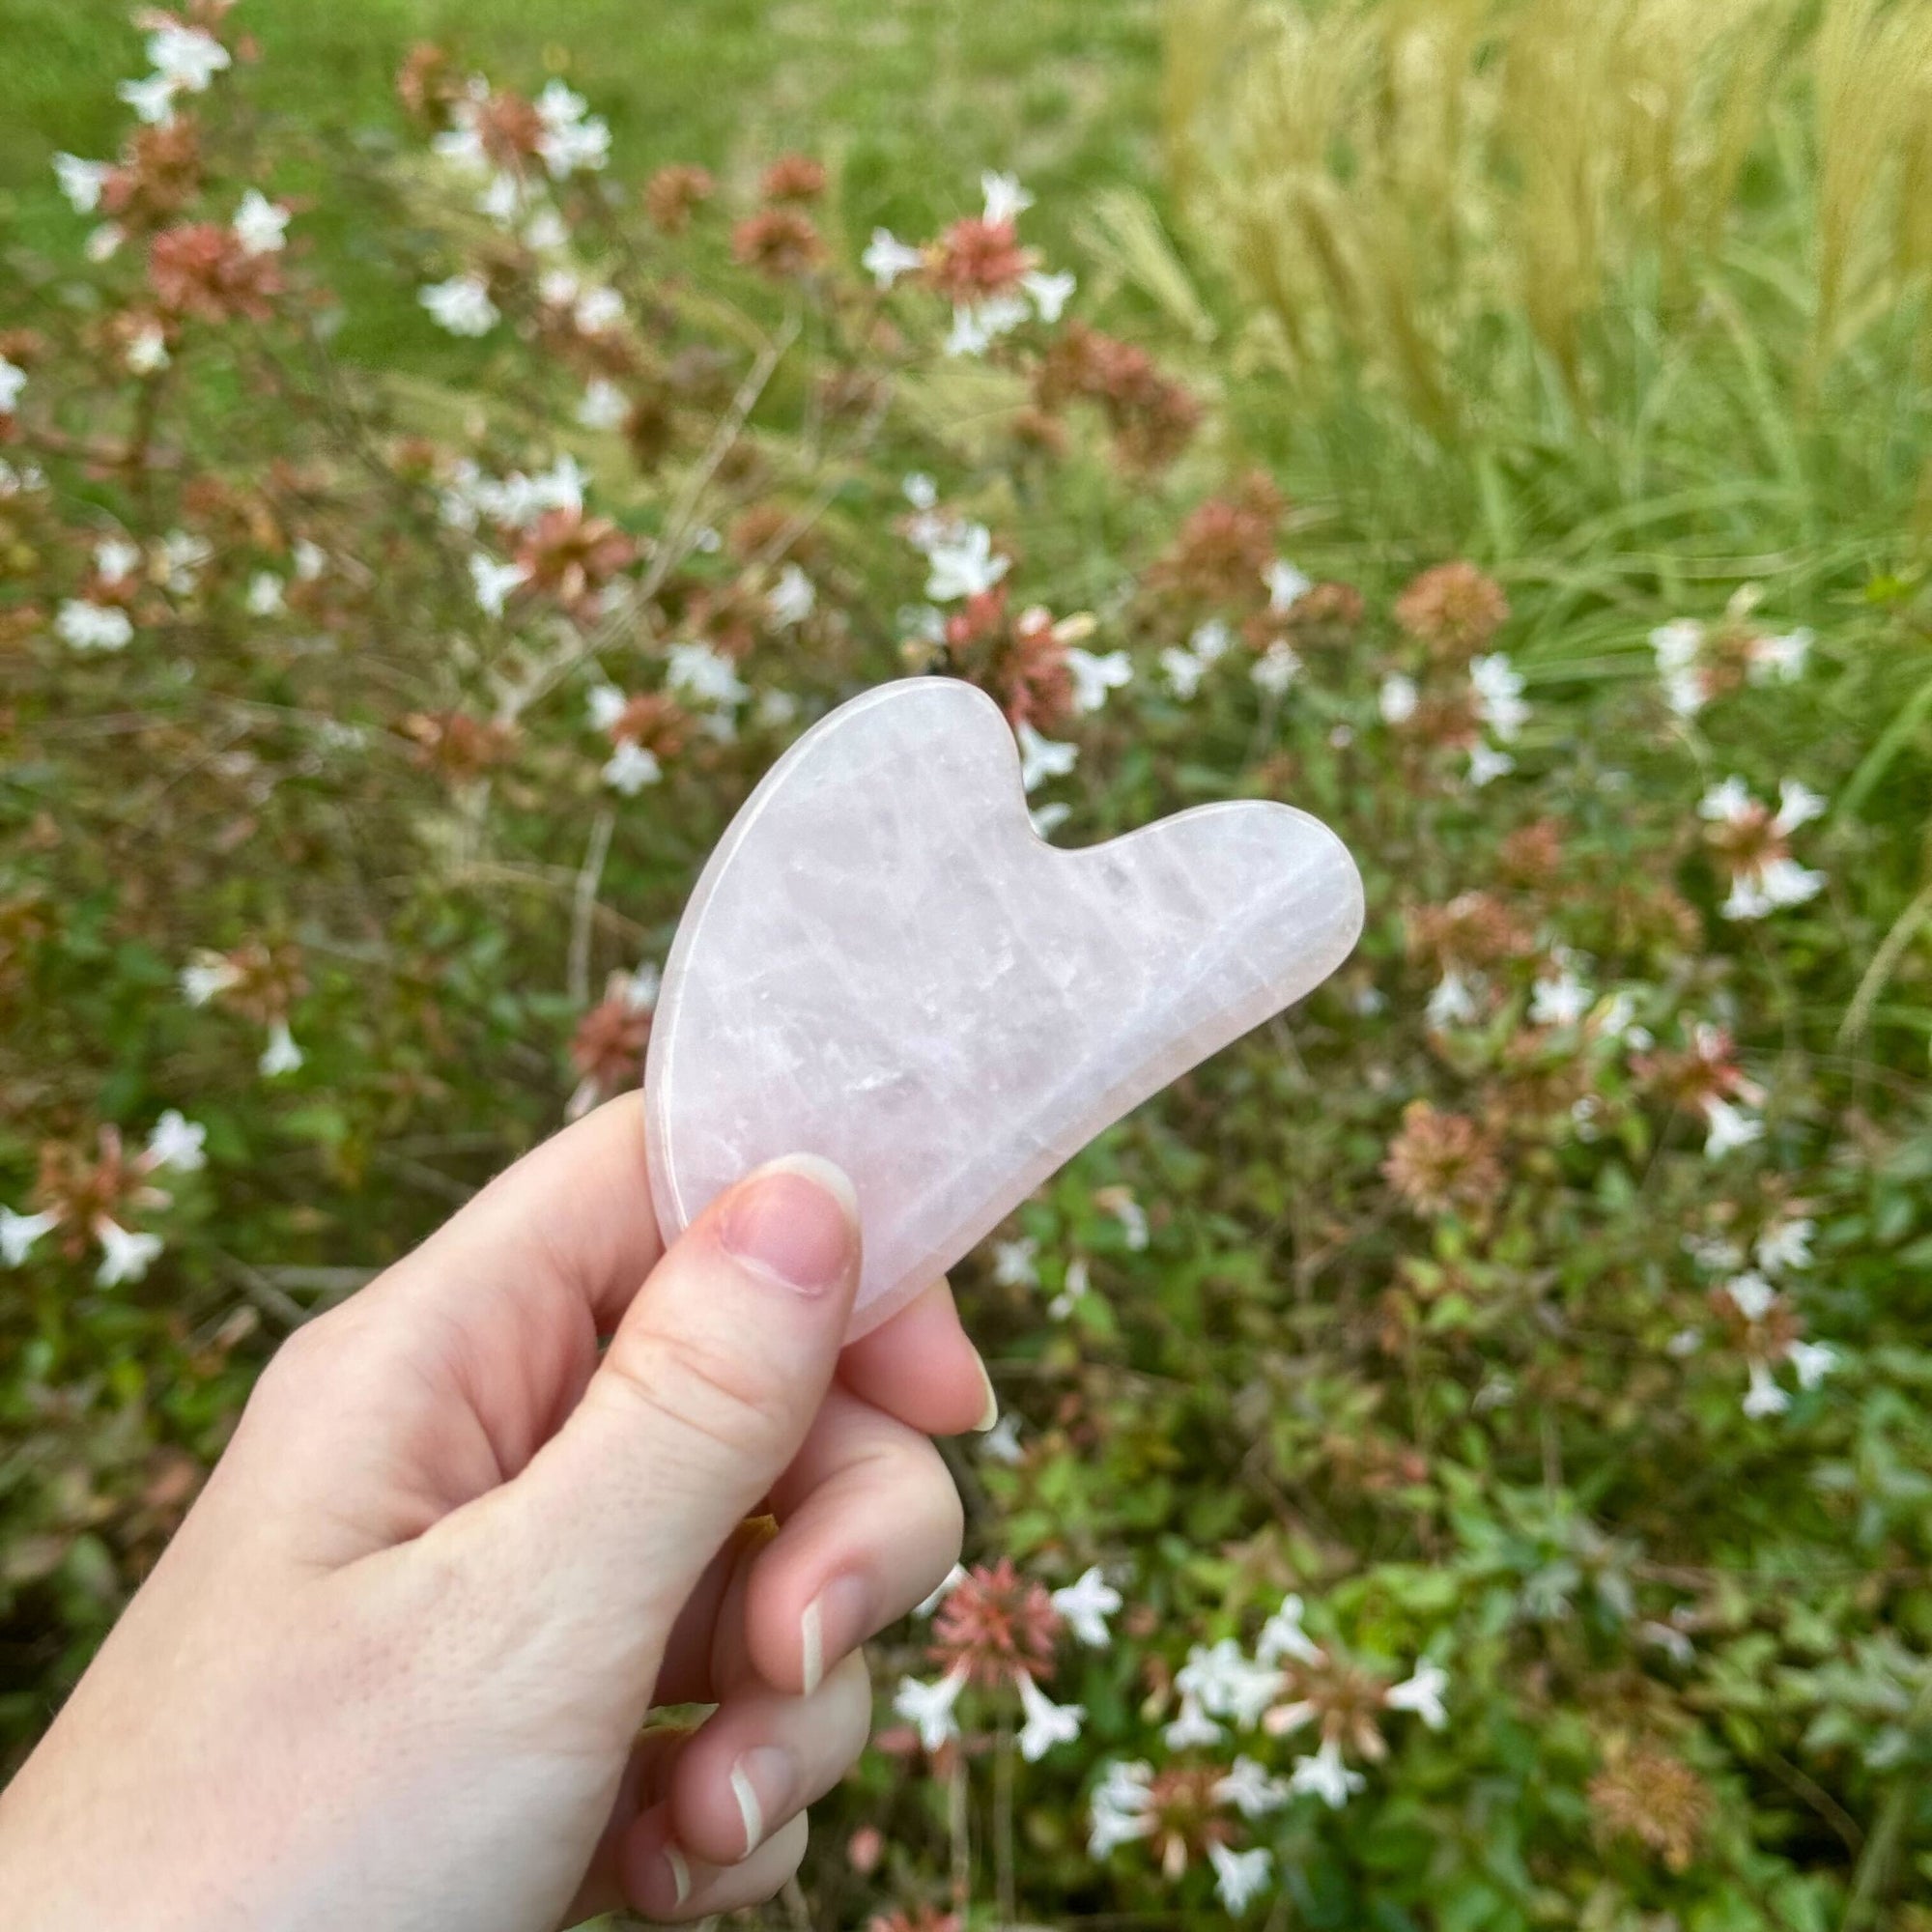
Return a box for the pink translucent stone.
[644,678,1363,1336]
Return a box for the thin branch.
[218,1254,309,1330]
[568,807,617,1006]
[1837,869,1932,1045]
[1762,1748,1863,1856]
[496,309,803,725]
[994,1708,1017,1929]
[374,1150,477,1207]
[947,1747,972,1916]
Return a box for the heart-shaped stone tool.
[644,676,1364,1337]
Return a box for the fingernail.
[802,1572,872,1692]
[729,1745,795,1859]
[973,1348,1000,1433]
[719,1154,858,1295]
[662,1843,691,1907]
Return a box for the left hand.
[0,1098,990,1931]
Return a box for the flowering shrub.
[5,8,1932,1928]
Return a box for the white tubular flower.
[1251,640,1303,696]
[980,170,1033,225]
[1189,618,1233,662]
[602,742,663,796]
[1088,1761,1156,1857]
[2,1208,62,1267]
[1470,652,1529,740]
[754,688,799,729]
[1466,743,1515,786]
[1649,619,1702,674]
[921,523,1008,601]
[1215,1755,1292,1819]
[1698,776,1754,825]
[980,1413,1023,1463]
[0,358,25,414]
[1427,970,1481,1029]
[534,80,611,178]
[767,563,816,628]
[1264,559,1311,613]
[147,22,230,92]
[893,1665,969,1751]
[522,209,567,254]
[420,274,499,337]
[1728,868,1793,928]
[1752,629,1811,682]
[95,1218,164,1287]
[1208,1842,1272,1913]
[95,537,141,584]
[586,684,629,732]
[667,642,750,709]
[1378,671,1419,724]
[1015,723,1077,795]
[990,1235,1039,1287]
[181,952,242,1007]
[573,286,624,335]
[1256,1594,1325,1667]
[1022,269,1076,322]
[54,154,111,213]
[232,190,290,256]
[1385,1658,1449,1728]
[56,601,134,652]
[578,379,630,431]
[1065,646,1132,714]
[120,73,182,126]
[944,297,1028,356]
[915,1563,968,1617]
[468,554,530,617]
[1529,969,1592,1028]
[1162,1691,1224,1749]
[1702,1098,1763,1159]
[1014,1671,1084,1762]
[124,321,169,374]
[1048,1254,1089,1321]
[1050,1567,1122,1648]
[1755,1218,1815,1274]
[617,964,661,1011]
[143,1110,207,1174]
[1774,778,1827,834]
[1742,1360,1790,1419]
[863,228,925,289]
[259,1020,304,1078]
[1094,1186,1149,1250]
[1722,1271,1776,1322]
[1289,1737,1364,1808]
[1786,1339,1838,1390]
[1160,646,1207,698]
[245,572,286,618]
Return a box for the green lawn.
[1,0,1162,364]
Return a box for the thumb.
[478,1153,861,1679]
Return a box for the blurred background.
[4,2,1932,1926]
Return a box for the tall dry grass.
[1160,0,1932,441]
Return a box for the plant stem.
[995,1707,1017,1929]
[948,1747,972,1916]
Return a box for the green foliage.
[4,6,1932,1931]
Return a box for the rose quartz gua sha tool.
[643,676,1364,1338]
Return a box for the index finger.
[838,1277,997,1438]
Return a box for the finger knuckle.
[245,1305,350,1411]
[601,1322,792,1464]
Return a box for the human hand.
[0,1099,991,1931]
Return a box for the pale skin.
[0,1099,991,1930]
